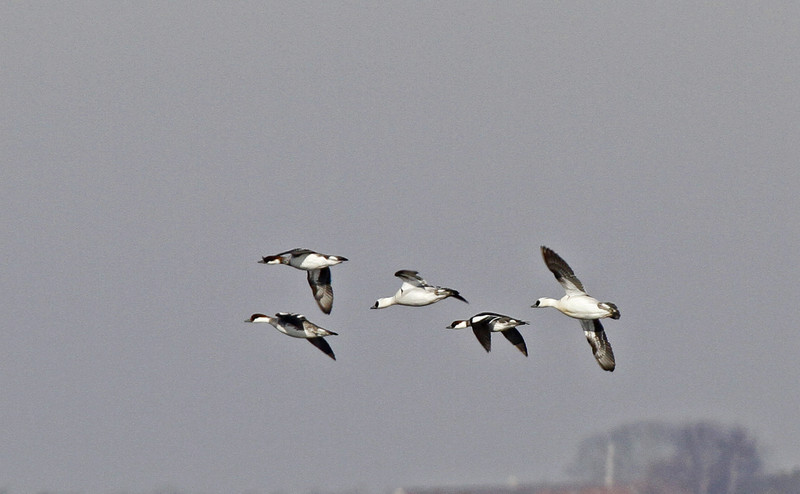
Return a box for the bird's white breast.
[296,254,337,270]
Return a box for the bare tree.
[568,421,761,494]
[567,421,678,484]
[644,422,760,494]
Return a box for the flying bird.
[371,270,468,309]
[447,312,530,356]
[259,248,348,314]
[244,312,338,360]
[532,246,620,372]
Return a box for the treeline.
[567,420,798,494]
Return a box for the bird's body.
[261,248,347,270]
[448,312,529,356]
[535,294,618,320]
[532,246,619,371]
[371,269,468,309]
[259,248,347,314]
[245,312,337,360]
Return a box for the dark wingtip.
[309,337,337,360]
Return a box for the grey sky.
[2,2,799,493]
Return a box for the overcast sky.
[2,2,799,493]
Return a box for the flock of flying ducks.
[245,246,621,372]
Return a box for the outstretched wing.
[580,319,615,372]
[472,326,492,353]
[501,328,528,356]
[307,268,334,314]
[394,269,428,287]
[541,246,586,296]
[307,337,336,360]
